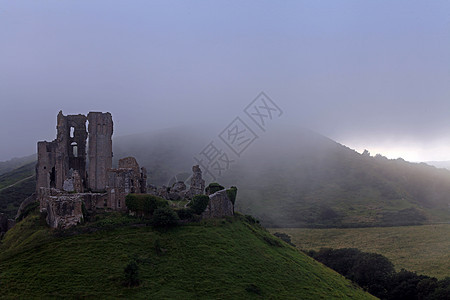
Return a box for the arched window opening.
[70,127,75,138]
[71,142,78,157]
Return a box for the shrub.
[123,260,140,287]
[188,195,210,214]
[152,207,179,228]
[205,182,224,194]
[273,232,296,247]
[176,208,194,220]
[263,235,282,247]
[226,186,237,205]
[244,214,259,224]
[125,194,168,216]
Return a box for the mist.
[1,1,450,162]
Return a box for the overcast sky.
[1,1,450,162]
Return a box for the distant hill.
[425,161,450,170]
[0,162,35,218]
[0,212,375,299]
[0,154,36,176]
[113,126,450,228]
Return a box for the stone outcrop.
[202,189,234,219]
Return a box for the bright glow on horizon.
[341,139,450,163]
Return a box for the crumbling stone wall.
[187,165,205,198]
[106,157,147,211]
[201,189,234,219]
[38,187,107,229]
[36,111,88,192]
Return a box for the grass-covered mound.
[0,212,375,299]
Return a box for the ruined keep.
[36,111,113,193]
[36,111,146,228]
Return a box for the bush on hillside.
[308,248,450,300]
[176,207,194,220]
[125,194,168,216]
[205,182,224,194]
[123,260,140,287]
[273,232,295,247]
[152,207,179,228]
[188,195,210,215]
[226,186,237,205]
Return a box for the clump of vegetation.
[123,259,140,287]
[263,236,282,247]
[151,207,179,228]
[273,232,295,247]
[125,194,168,217]
[205,182,224,194]
[226,186,237,205]
[308,248,450,299]
[244,214,259,224]
[176,207,194,220]
[188,195,210,215]
[245,283,262,295]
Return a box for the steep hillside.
[0,213,375,299]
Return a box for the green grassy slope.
[271,224,450,279]
[0,213,375,299]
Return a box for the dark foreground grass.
[0,213,375,299]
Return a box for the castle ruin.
[35,111,234,229]
[36,111,147,228]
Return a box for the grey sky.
[1,1,450,161]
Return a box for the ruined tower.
[87,112,113,192]
[36,111,87,191]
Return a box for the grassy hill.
[0,212,375,299]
